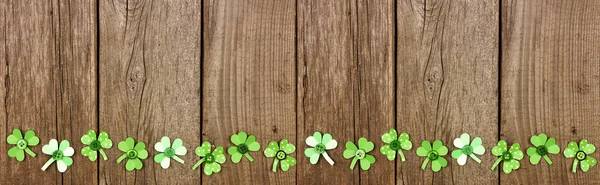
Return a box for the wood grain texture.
[202,0,296,184]
[396,0,499,184]
[99,0,201,184]
[501,0,600,184]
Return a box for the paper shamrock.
[564,139,597,173]
[193,142,226,175]
[154,136,187,169]
[491,140,523,174]
[527,133,560,165]
[416,140,448,172]
[264,139,296,172]
[227,131,260,163]
[116,137,148,171]
[41,139,74,173]
[80,130,113,161]
[451,133,485,165]
[343,137,376,170]
[7,129,40,161]
[305,132,338,165]
[380,129,412,161]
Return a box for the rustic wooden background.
[1,0,599,184]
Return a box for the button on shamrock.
[564,139,597,173]
[228,131,261,163]
[41,139,74,173]
[343,137,376,170]
[380,129,412,161]
[491,140,523,174]
[80,130,113,161]
[154,136,187,169]
[7,129,40,161]
[305,132,338,165]
[527,133,560,165]
[416,140,448,172]
[116,137,148,171]
[192,142,226,175]
[451,133,485,165]
[264,139,296,172]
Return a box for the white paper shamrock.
[41,139,75,173]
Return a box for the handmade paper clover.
[116,137,148,171]
[451,133,485,165]
[491,140,523,174]
[343,137,376,170]
[80,130,113,161]
[227,131,260,163]
[7,129,39,161]
[527,133,560,165]
[564,139,597,173]
[193,142,226,175]
[264,139,296,172]
[305,132,338,165]
[154,136,187,169]
[416,140,448,172]
[41,139,74,173]
[380,129,412,161]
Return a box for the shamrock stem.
[172,156,185,164]
[24,148,36,157]
[491,158,502,170]
[469,154,481,163]
[99,149,108,161]
[421,158,430,170]
[41,159,55,171]
[398,150,406,162]
[192,159,205,170]
[543,155,552,165]
[323,152,334,165]
[116,154,127,164]
[349,158,358,169]
[244,153,254,162]
[572,160,578,173]
[272,159,279,172]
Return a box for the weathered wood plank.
[396,0,499,184]
[202,0,296,184]
[501,0,600,184]
[99,0,202,184]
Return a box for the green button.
[127,150,138,159]
[502,151,512,161]
[165,148,176,158]
[427,151,439,160]
[389,140,401,151]
[205,153,215,163]
[276,150,287,160]
[52,150,64,160]
[16,140,28,149]
[462,145,473,155]
[90,140,101,151]
[237,144,249,154]
[355,150,366,159]
[315,144,326,154]
[536,145,548,156]
[576,151,587,161]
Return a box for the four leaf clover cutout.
[7,129,39,161]
[264,139,297,172]
[154,136,187,169]
[41,139,75,173]
[527,133,560,165]
[564,139,596,173]
[343,137,376,170]
[117,137,148,171]
[228,132,261,163]
[416,140,448,172]
[305,132,338,165]
[452,133,485,165]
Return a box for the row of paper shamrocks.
[6,128,597,175]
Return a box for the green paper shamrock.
[451,133,485,165]
[7,129,39,161]
[491,140,523,174]
[564,139,597,173]
[154,136,187,169]
[305,131,338,165]
[264,139,296,172]
[116,137,148,171]
[192,142,226,176]
[41,139,74,173]
[416,140,448,172]
[80,130,113,161]
[343,137,376,170]
[380,129,412,161]
[527,133,560,165]
[228,131,261,163]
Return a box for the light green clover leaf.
[416,140,448,172]
[192,142,226,176]
[7,129,40,161]
[116,137,148,171]
[490,140,523,174]
[343,137,376,171]
[264,139,296,172]
[41,139,74,173]
[526,133,560,165]
[154,136,187,169]
[227,131,261,163]
[564,139,596,173]
[80,130,113,161]
[305,131,338,165]
[451,133,485,165]
[380,129,412,161]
